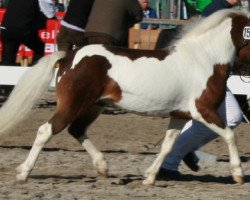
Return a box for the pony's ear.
[230,15,249,48]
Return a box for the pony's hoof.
[233,175,245,184]
[142,178,155,186]
[97,168,109,177]
[94,159,108,177]
[16,174,28,182]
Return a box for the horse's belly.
[115,92,184,117]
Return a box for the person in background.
[0,0,56,66]
[56,0,94,52]
[202,0,240,16]
[0,0,56,97]
[158,0,242,179]
[138,0,159,29]
[83,0,143,47]
[54,0,64,12]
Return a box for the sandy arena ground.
[0,92,250,200]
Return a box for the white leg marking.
[143,119,187,185]
[82,139,108,176]
[223,127,244,183]
[16,122,53,182]
[198,119,244,184]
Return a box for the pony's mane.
[178,9,247,42]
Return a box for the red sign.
[0,8,6,56]
[39,19,61,55]
[39,19,61,43]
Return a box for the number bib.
[243,26,250,40]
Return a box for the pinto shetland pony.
[0,9,250,185]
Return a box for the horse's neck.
[176,18,235,65]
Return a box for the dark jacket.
[202,0,233,16]
[85,0,143,45]
[2,0,47,31]
[63,0,94,29]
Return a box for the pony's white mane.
[178,9,247,42]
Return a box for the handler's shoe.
[157,168,181,180]
[183,152,200,172]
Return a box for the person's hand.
[226,0,240,6]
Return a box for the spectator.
[84,0,143,47]
[56,0,94,52]
[138,0,159,29]
[155,0,200,49]
[0,0,56,66]
[54,0,65,12]
[158,0,242,179]
[0,0,56,97]
[202,0,240,16]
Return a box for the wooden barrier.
[141,18,189,26]
[128,18,188,50]
[129,28,161,49]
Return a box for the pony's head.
[231,11,250,64]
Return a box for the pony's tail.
[0,51,66,135]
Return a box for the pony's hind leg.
[143,118,187,185]
[16,102,79,181]
[82,139,108,177]
[68,105,108,177]
[16,122,53,181]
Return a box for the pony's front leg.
[198,117,244,184]
[16,122,53,182]
[143,118,187,185]
[221,127,244,184]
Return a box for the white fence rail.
[0,66,57,88]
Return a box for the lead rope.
[144,136,165,150]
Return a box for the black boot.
[183,152,200,172]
